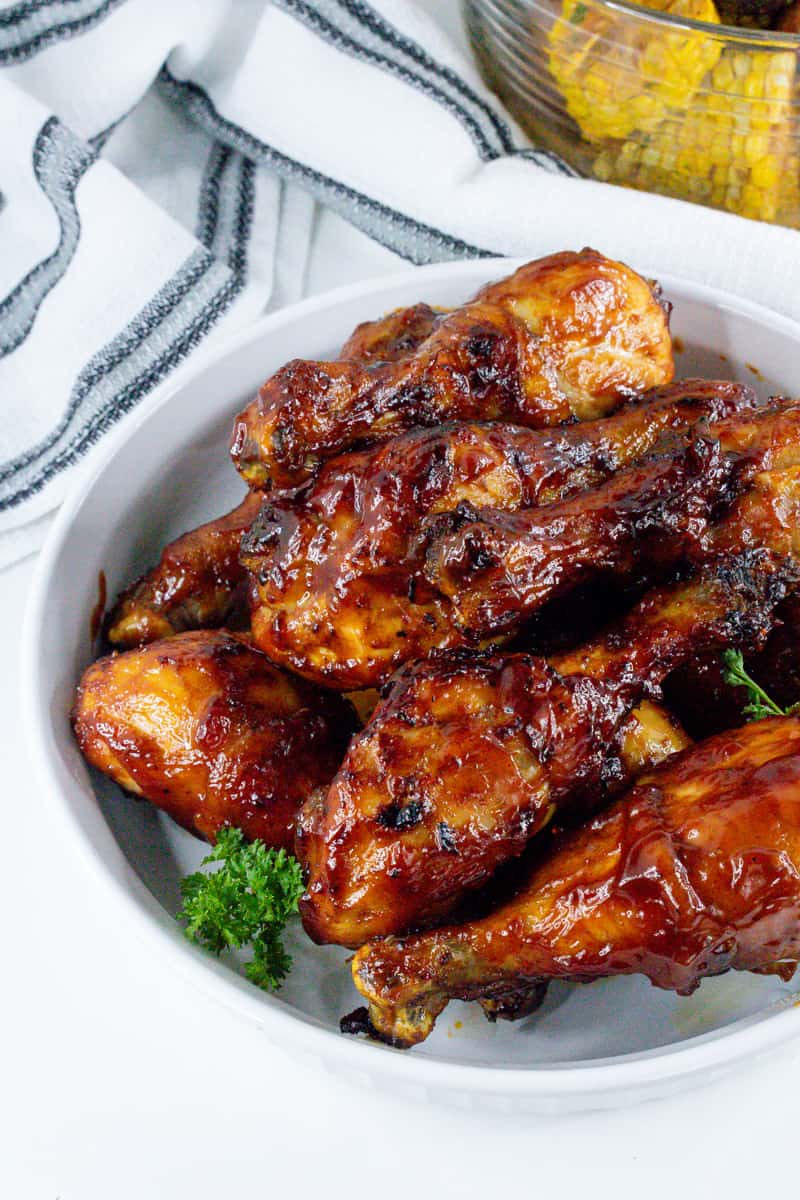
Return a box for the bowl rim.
[490,0,800,48]
[22,257,800,1099]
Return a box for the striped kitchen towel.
[2,0,800,565]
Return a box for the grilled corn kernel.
[547,0,798,226]
[548,0,723,142]
[591,48,798,223]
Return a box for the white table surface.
[5,5,800,1191]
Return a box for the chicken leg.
[424,401,800,635]
[352,717,800,1047]
[73,630,357,848]
[231,250,673,489]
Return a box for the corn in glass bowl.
[463,0,800,225]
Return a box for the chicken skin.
[352,717,800,1047]
[230,250,674,489]
[339,302,443,364]
[106,492,262,649]
[424,400,800,635]
[72,630,357,849]
[617,700,691,774]
[242,380,756,689]
[298,544,796,947]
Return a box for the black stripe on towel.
[310,0,516,153]
[281,0,573,175]
[0,117,98,357]
[0,0,129,66]
[158,66,493,264]
[0,167,256,509]
[274,0,506,161]
[196,142,233,250]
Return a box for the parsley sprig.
[178,828,304,992]
[721,649,800,722]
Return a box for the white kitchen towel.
[3,0,800,566]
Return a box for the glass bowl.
[463,0,800,225]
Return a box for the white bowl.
[23,259,800,1114]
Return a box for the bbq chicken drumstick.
[106,492,262,650]
[242,380,757,689]
[231,250,674,489]
[72,630,357,849]
[298,540,797,946]
[352,716,800,1048]
[424,400,800,635]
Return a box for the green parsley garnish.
[178,827,304,992]
[570,3,588,22]
[721,649,800,723]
